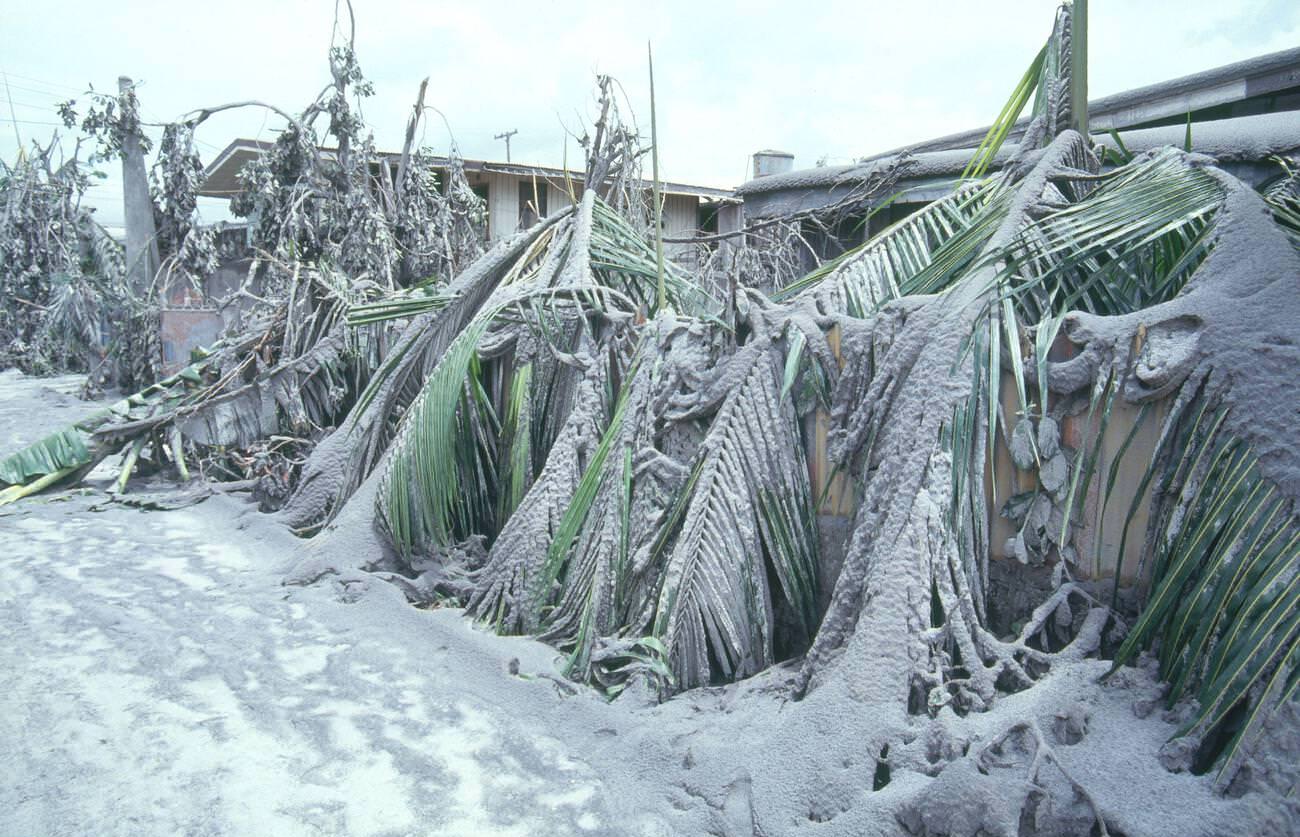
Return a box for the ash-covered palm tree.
[312,2,1296,792]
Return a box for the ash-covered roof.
[739,45,1300,212]
[865,45,1300,160]
[738,110,1300,201]
[735,111,1300,220]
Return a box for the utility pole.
[1069,0,1088,137]
[118,76,159,296]
[494,129,518,163]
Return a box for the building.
[736,45,1300,264]
[157,142,737,370]
[197,139,734,245]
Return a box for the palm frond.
[1107,394,1300,783]
[467,354,612,633]
[375,293,519,554]
[372,189,717,558]
[535,358,642,677]
[1262,156,1300,249]
[962,1,1071,179]
[995,147,1224,319]
[652,338,818,690]
[278,220,569,532]
[779,177,1012,317]
[963,44,1049,180]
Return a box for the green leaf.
[963,43,1048,180]
[0,426,92,485]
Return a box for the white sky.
[3,0,1298,229]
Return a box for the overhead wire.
[0,70,85,94]
[3,69,225,153]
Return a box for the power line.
[6,98,68,112]
[3,72,217,144]
[3,98,224,155]
[0,81,79,100]
[0,70,84,92]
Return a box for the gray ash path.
[0,372,642,836]
[0,369,101,451]
[0,490,635,836]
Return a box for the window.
[471,183,490,229]
[518,179,548,229]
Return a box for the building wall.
[805,327,1168,590]
[476,171,705,243]
[548,181,576,215]
[160,309,223,371]
[159,249,252,374]
[484,171,519,240]
[662,193,698,262]
[662,194,697,237]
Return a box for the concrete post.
[118,76,159,296]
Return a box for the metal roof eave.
[197,138,732,200]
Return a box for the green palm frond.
[345,285,452,326]
[275,219,577,533]
[1262,156,1300,249]
[467,354,612,633]
[947,318,996,615]
[963,44,1049,181]
[995,147,1224,319]
[375,290,525,554]
[590,199,719,318]
[778,177,1012,316]
[496,361,534,524]
[373,192,717,559]
[1106,394,1300,782]
[536,358,642,677]
[962,1,1071,180]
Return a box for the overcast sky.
[3,0,1298,229]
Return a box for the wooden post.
[1069,0,1088,137]
[118,76,159,297]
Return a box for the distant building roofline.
[198,138,734,201]
[737,44,1300,214]
[736,110,1300,219]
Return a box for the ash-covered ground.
[1,369,1293,837]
